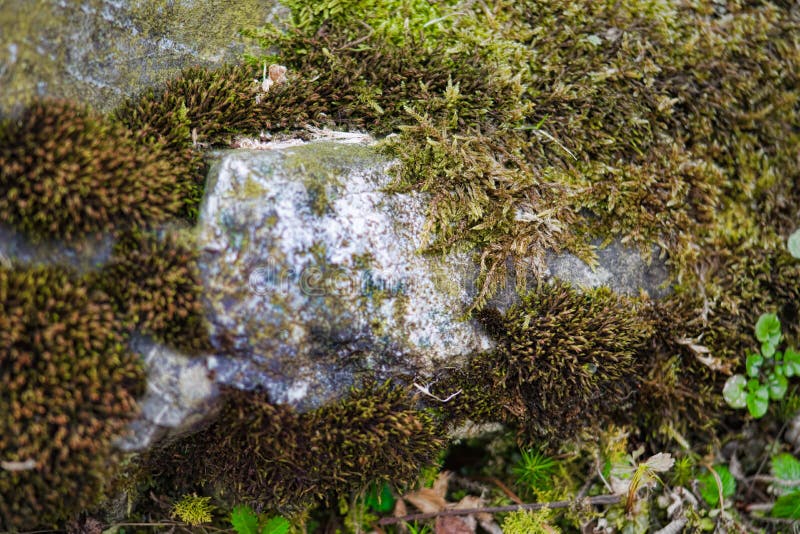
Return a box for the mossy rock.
[0,0,283,116]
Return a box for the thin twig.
[749,474,800,486]
[472,475,523,504]
[378,494,621,525]
[745,502,774,513]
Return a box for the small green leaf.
[746,385,770,418]
[784,348,800,377]
[762,342,776,358]
[261,516,290,534]
[755,313,781,344]
[788,228,800,259]
[771,453,800,495]
[746,353,764,377]
[771,491,800,519]
[231,505,260,534]
[364,482,396,513]
[767,372,788,400]
[723,374,747,408]
[697,465,736,507]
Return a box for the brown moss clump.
[113,64,262,150]
[91,229,211,354]
[435,281,653,444]
[0,266,144,529]
[0,99,192,242]
[633,246,800,442]
[154,382,444,513]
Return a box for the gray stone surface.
[545,239,671,298]
[196,138,494,410]
[0,0,285,116]
[115,336,218,452]
[0,224,113,274]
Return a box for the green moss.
[152,381,444,513]
[0,99,190,242]
[239,0,798,314]
[0,266,145,529]
[91,229,212,354]
[435,281,653,444]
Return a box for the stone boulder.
[0,0,285,116]
[196,138,494,410]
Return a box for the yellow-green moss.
[0,266,144,529]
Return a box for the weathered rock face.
[0,0,284,116]
[196,139,494,409]
[115,336,218,453]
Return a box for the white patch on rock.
[196,140,492,409]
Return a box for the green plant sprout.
[513,448,557,492]
[230,505,289,534]
[723,313,800,418]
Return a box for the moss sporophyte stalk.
[1,0,799,528]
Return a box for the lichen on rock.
[197,141,492,409]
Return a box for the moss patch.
[0,266,144,529]
[90,229,212,354]
[433,281,653,444]
[0,99,192,241]
[152,381,444,514]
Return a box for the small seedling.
[230,505,289,534]
[723,313,800,418]
[513,448,557,492]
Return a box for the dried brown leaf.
[405,488,447,514]
[435,515,475,534]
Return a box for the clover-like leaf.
[784,348,800,377]
[746,352,764,378]
[772,492,800,519]
[771,453,800,496]
[766,372,788,400]
[261,516,290,534]
[755,313,781,345]
[231,505,260,534]
[788,228,800,259]
[697,465,736,507]
[746,384,770,418]
[723,374,747,409]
